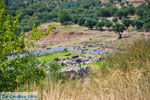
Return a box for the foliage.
[4,0,150,32]
[37,39,150,100]
[96,21,105,30]
[38,52,80,63]
[97,8,111,17]
[127,5,135,15]
[0,54,45,91]
[115,9,124,19]
[143,22,150,32]
[0,1,45,91]
[105,39,150,71]
[85,18,97,29]
[134,20,144,30]
[63,48,68,52]
[109,6,118,16]
[71,15,79,24]
[48,25,56,33]
[104,20,113,29]
[78,17,85,26]
[29,24,45,41]
[57,9,71,25]
[0,0,25,60]
[112,17,118,23]
[112,23,126,39]
[121,18,130,28]
[45,63,66,83]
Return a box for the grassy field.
[37,52,80,62]
[34,39,150,100]
[38,51,102,62]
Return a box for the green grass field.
[38,52,81,62]
[38,51,103,69]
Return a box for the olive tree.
[121,18,130,28]
[112,23,126,39]
[96,21,105,31]
[85,18,97,30]
[57,9,71,25]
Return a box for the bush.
[104,20,113,30]
[57,9,71,25]
[97,8,111,17]
[78,17,85,26]
[0,54,45,91]
[134,20,144,30]
[85,18,97,30]
[45,63,66,83]
[112,17,118,23]
[96,21,105,30]
[121,18,130,28]
[112,23,126,39]
[64,48,68,52]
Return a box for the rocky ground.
[28,23,150,78]
[52,55,103,67]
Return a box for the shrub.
[63,48,68,52]
[57,9,71,25]
[112,17,118,23]
[78,17,85,26]
[121,18,130,28]
[45,63,66,83]
[112,23,126,39]
[0,54,45,91]
[85,18,97,30]
[104,20,113,30]
[134,20,144,30]
[48,25,56,33]
[96,21,105,30]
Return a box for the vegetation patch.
[38,52,80,62]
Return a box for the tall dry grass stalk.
[39,63,150,100]
[35,39,150,100]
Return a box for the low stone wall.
[53,55,103,67]
[59,66,91,79]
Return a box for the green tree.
[115,9,123,19]
[104,20,113,30]
[112,17,118,23]
[134,20,144,30]
[97,8,111,17]
[143,22,150,32]
[78,17,85,26]
[136,7,145,17]
[85,18,97,30]
[121,18,130,28]
[112,23,126,39]
[57,9,71,25]
[127,5,135,15]
[120,2,125,6]
[96,21,105,31]
[0,0,25,60]
[109,6,118,16]
[0,0,45,91]
[130,19,135,28]
[71,15,78,24]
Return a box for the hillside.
[1,0,150,100]
[6,0,150,32]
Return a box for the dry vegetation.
[30,39,150,100]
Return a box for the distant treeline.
[6,0,150,32]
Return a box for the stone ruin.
[50,55,103,79]
[59,66,91,79]
[53,55,103,67]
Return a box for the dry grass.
[34,39,150,100]
[39,67,150,100]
